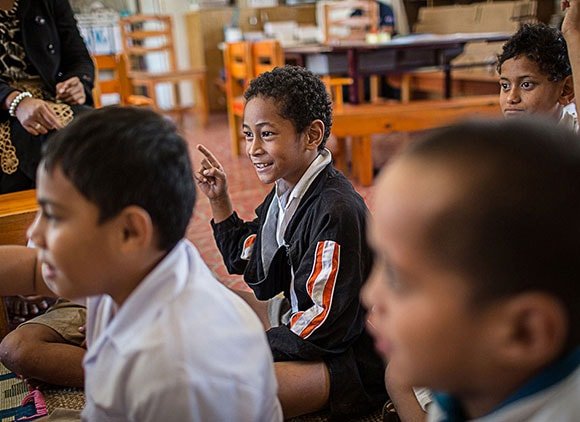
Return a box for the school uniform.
[428,348,580,422]
[213,149,387,418]
[82,240,282,422]
[559,103,578,133]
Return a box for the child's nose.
[26,211,45,248]
[361,268,384,310]
[507,87,521,103]
[247,137,263,155]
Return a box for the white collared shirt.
[83,240,282,422]
[559,103,578,133]
[274,148,332,247]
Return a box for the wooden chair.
[319,0,379,44]
[92,53,154,108]
[0,190,38,338]
[251,40,284,77]
[119,14,209,127]
[224,41,253,157]
[225,40,286,157]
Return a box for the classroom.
[0,0,577,420]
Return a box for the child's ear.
[117,206,155,252]
[558,75,575,106]
[304,119,325,151]
[494,293,568,370]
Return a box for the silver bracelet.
[8,91,33,117]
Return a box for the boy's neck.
[110,248,168,307]
[443,348,580,419]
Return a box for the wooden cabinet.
[185,4,316,112]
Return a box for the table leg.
[444,62,452,99]
[347,49,360,104]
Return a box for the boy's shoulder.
[429,355,580,422]
[309,164,365,205]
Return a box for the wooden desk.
[285,32,511,103]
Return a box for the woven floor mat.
[288,405,385,422]
[0,362,84,421]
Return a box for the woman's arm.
[52,0,95,104]
[562,1,580,105]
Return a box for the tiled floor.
[181,113,405,290]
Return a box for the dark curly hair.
[243,65,333,150]
[497,23,571,82]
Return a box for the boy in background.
[363,118,579,421]
[196,66,386,418]
[497,22,577,130]
[0,106,282,421]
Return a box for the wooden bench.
[0,189,38,338]
[387,68,500,100]
[332,95,501,185]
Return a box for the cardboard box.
[414,1,537,34]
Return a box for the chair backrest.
[251,40,284,77]
[318,0,379,44]
[224,41,253,100]
[92,54,133,107]
[119,14,177,73]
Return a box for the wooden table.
[285,32,511,104]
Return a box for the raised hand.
[195,144,234,223]
[55,76,86,105]
[15,97,63,136]
[195,144,229,200]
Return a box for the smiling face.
[499,55,569,119]
[243,96,320,186]
[27,164,123,301]
[361,158,504,395]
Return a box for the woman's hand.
[195,144,229,201]
[15,97,63,136]
[56,76,86,105]
[562,1,580,37]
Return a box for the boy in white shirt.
[0,106,282,421]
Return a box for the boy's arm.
[0,246,53,297]
[562,1,580,104]
[212,211,262,276]
[267,201,371,360]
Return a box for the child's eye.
[41,209,60,223]
[521,81,535,90]
[243,131,253,140]
[384,265,406,293]
[261,131,274,138]
[499,81,510,91]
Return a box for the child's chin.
[374,336,393,358]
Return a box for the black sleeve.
[54,0,95,103]
[212,212,261,276]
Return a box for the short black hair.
[243,65,333,149]
[402,118,580,349]
[497,23,571,81]
[42,106,195,251]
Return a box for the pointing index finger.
[197,144,222,168]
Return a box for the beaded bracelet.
[8,91,33,117]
